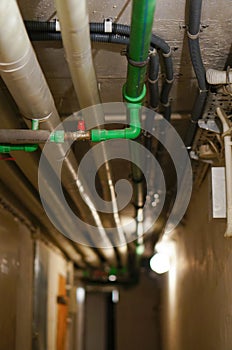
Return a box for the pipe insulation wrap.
[0,0,56,120]
[55,0,127,265]
[0,130,50,144]
[54,0,101,109]
[206,69,232,85]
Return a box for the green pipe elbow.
[91,103,141,142]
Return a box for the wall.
[162,172,232,350]
[0,205,33,350]
[85,292,108,350]
[116,272,161,350]
[33,240,69,350]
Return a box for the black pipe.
[148,52,159,110]
[0,130,50,144]
[90,33,130,45]
[26,21,174,121]
[185,91,207,146]
[25,21,173,82]
[185,0,208,147]
[24,20,57,32]
[28,32,62,41]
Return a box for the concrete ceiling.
[16,0,232,118]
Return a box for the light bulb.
[150,252,170,274]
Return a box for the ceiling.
[0,0,231,282]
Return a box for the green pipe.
[122,0,157,208]
[124,0,157,102]
[0,144,38,153]
[91,103,141,142]
[91,0,157,142]
[0,119,39,153]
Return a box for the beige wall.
[117,273,161,350]
[0,206,33,350]
[162,172,232,350]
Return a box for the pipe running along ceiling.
[0,0,231,282]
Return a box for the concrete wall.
[162,172,232,350]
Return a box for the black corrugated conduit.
[148,51,159,110]
[185,0,208,147]
[25,21,173,121]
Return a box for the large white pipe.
[0,0,56,120]
[55,0,128,266]
[54,0,100,109]
[0,0,118,267]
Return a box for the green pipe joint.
[91,103,141,142]
[49,130,65,143]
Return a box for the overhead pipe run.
[0,0,118,268]
[54,0,100,109]
[54,0,130,266]
[0,90,102,268]
[25,21,173,121]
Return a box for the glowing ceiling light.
[150,252,170,274]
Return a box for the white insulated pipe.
[0,0,56,120]
[206,69,232,85]
[54,0,101,109]
[216,107,232,237]
[55,0,128,266]
[0,0,118,267]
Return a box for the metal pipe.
[0,129,90,144]
[0,130,50,143]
